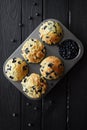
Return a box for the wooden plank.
[42,0,68,130]
[0,0,21,130]
[21,0,42,130]
[43,0,69,26]
[69,0,87,129]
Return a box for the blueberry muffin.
[58,39,79,60]
[21,73,47,99]
[39,20,63,45]
[40,56,64,80]
[5,57,28,81]
[21,38,46,63]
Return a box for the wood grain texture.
[0,0,87,130]
[42,0,68,130]
[0,0,21,130]
[43,0,69,26]
[21,0,42,130]
[68,0,87,130]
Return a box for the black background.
[0,0,87,130]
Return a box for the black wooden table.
[0,0,87,130]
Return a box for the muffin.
[40,56,64,80]
[5,57,28,81]
[21,73,47,99]
[21,38,46,63]
[39,20,63,45]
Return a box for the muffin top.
[40,56,64,80]
[21,38,46,63]
[39,20,63,45]
[21,73,47,98]
[5,57,28,81]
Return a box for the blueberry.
[44,26,47,29]
[49,76,52,79]
[18,61,21,64]
[7,66,11,70]
[9,76,14,79]
[26,59,29,62]
[42,47,46,53]
[46,70,54,77]
[59,33,62,36]
[12,57,16,63]
[30,44,32,47]
[25,89,29,93]
[32,86,35,90]
[59,39,79,60]
[54,72,58,76]
[48,22,52,25]
[23,65,28,71]
[31,39,34,41]
[24,78,27,82]
[41,69,43,72]
[46,36,49,38]
[53,25,56,28]
[25,48,29,54]
[46,72,50,77]
[38,88,42,93]
[40,78,44,83]
[48,63,53,68]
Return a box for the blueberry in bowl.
[58,39,79,60]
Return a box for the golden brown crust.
[21,39,46,63]
[5,58,28,81]
[39,20,63,45]
[40,56,64,80]
[21,73,47,98]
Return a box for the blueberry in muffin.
[21,38,46,63]
[21,73,47,98]
[40,56,64,80]
[39,20,63,45]
[5,57,28,81]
